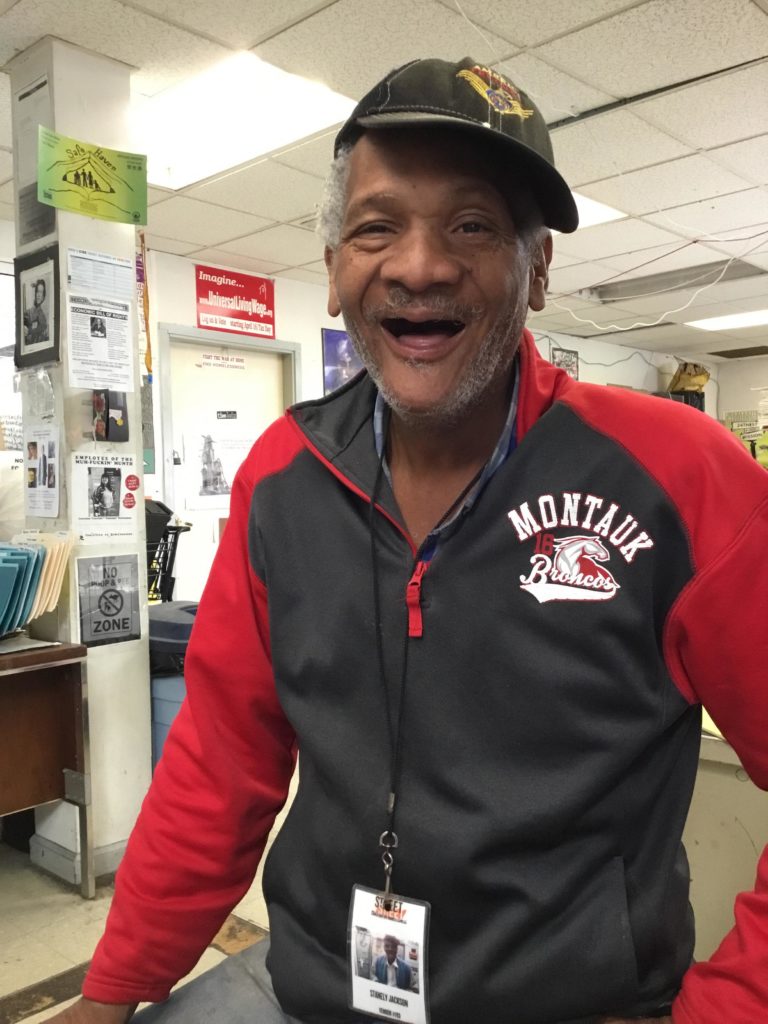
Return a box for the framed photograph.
[14,244,60,368]
[550,344,579,381]
[322,328,364,394]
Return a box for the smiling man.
[46,58,768,1024]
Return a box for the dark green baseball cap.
[335,56,578,233]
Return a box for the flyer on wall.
[77,554,141,648]
[67,294,134,391]
[182,420,252,510]
[37,127,147,226]
[23,423,60,518]
[13,77,56,247]
[71,453,141,543]
[68,248,134,300]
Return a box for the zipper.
[405,560,429,638]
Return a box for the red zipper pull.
[406,560,428,638]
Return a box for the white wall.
[716,356,768,416]
[531,329,720,417]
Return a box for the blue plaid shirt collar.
[373,360,519,555]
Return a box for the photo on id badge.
[348,884,430,1024]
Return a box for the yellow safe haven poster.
[37,126,147,226]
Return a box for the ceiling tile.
[554,218,685,261]
[215,224,325,265]
[702,222,768,259]
[141,233,199,256]
[126,0,333,49]
[605,277,768,327]
[435,0,640,48]
[552,109,691,187]
[667,294,768,324]
[147,196,273,246]
[492,52,614,121]
[599,240,730,279]
[644,189,768,238]
[300,260,327,274]
[272,131,337,178]
[742,252,768,273]
[579,156,750,217]
[549,250,585,271]
[705,135,768,187]
[529,314,598,336]
[604,288,729,319]
[593,322,708,352]
[0,179,13,203]
[634,62,768,149]
[273,267,328,286]
[539,298,640,328]
[682,275,768,306]
[535,0,768,97]
[254,0,516,101]
[186,161,324,221]
[189,248,289,276]
[548,260,626,296]
[0,0,229,97]
[148,186,176,205]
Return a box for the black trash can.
[148,601,198,770]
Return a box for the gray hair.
[315,140,548,253]
[316,145,353,250]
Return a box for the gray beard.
[342,292,527,427]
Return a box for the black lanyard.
[368,443,486,899]
[369,448,407,898]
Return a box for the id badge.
[348,884,430,1024]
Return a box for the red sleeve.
[83,425,300,1004]
[558,383,768,1022]
[668,493,768,1023]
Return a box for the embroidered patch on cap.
[456,66,534,119]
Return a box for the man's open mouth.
[382,318,465,339]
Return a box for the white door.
[167,340,286,601]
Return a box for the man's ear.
[528,231,553,313]
[325,245,341,317]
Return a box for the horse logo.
[519,533,620,604]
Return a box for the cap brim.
[351,111,579,234]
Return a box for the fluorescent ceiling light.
[551,193,625,234]
[686,309,768,331]
[136,53,355,190]
[573,193,626,228]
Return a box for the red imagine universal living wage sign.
[195,264,275,339]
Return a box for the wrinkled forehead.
[345,126,540,223]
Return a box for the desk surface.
[0,641,86,675]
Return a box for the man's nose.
[380,225,462,293]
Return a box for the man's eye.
[357,222,391,234]
[458,221,489,234]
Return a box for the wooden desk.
[0,641,94,898]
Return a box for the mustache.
[363,288,484,324]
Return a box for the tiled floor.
[0,778,293,1024]
[0,842,270,1024]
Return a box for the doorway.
[159,325,300,601]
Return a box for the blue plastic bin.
[148,602,197,769]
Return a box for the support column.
[9,38,151,885]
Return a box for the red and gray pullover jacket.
[84,330,768,1024]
